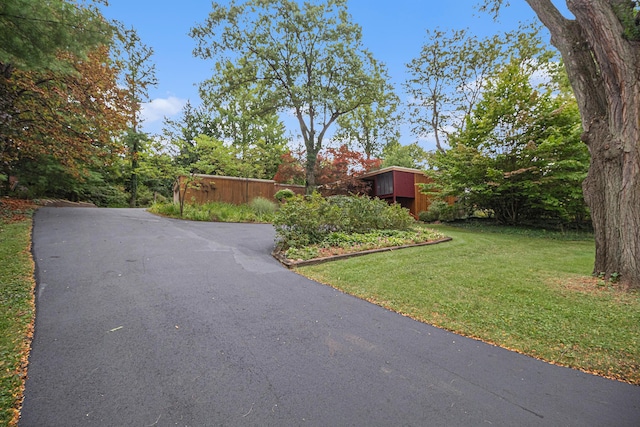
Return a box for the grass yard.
[297,224,640,384]
[0,200,36,426]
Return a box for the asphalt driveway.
[21,208,640,426]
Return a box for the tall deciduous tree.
[333,71,401,159]
[484,0,640,287]
[0,0,116,193]
[163,101,213,168]
[191,0,389,193]
[115,25,157,207]
[0,45,128,193]
[381,141,429,169]
[405,25,544,152]
[200,75,289,179]
[429,58,588,225]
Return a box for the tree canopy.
[0,0,111,76]
[405,24,552,153]
[191,0,392,193]
[333,77,401,160]
[0,43,128,192]
[0,0,130,197]
[428,57,588,225]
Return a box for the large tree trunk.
[305,148,318,195]
[526,0,640,288]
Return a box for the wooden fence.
[173,174,305,205]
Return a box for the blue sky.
[100,1,561,151]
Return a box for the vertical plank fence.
[173,174,305,205]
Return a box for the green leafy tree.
[136,138,176,203]
[164,101,288,180]
[405,25,544,153]
[0,0,111,77]
[483,0,640,287]
[191,135,241,177]
[0,1,121,193]
[333,70,401,159]
[381,141,428,169]
[191,0,389,193]
[200,78,289,179]
[163,101,213,168]
[429,54,588,225]
[115,25,157,207]
[0,45,128,195]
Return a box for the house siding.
[360,167,434,218]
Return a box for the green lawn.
[298,224,640,384]
[0,218,35,426]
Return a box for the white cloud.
[141,96,186,124]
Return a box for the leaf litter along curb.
[0,198,37,223]
[0,199,37,426]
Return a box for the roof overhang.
[359,166,426,180]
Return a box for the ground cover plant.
[297,224,640,384]
[273,194,446,260]
[284,228,447,261]
[0,199,36,426]
[149,197,277,223]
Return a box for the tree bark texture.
[305,148,318,195]
[526,0,640,287]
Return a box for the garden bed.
[273,227,451,268]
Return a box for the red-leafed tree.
[273,150,306,185]
[274,145,381,196]
[316,145,381,195]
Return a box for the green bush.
[284,227,446,260]
[134,185,160,207]
[149,201,270,223]
[274,189,295,203]
[273,193,415,249]
[250,197,277,219]
[273,193,332,247]
[326,195,414,233]
[420,200,457,222]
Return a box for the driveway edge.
[272,237,453,268]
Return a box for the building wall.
[412,173,433,216]
[174,174,305,205]
[363,168,436,218]
[393,171,418,198]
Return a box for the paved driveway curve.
[21,208,640,426]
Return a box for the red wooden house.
[359,166,432,218]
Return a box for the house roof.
[359,166,426,180]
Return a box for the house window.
[377,172,393,196]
